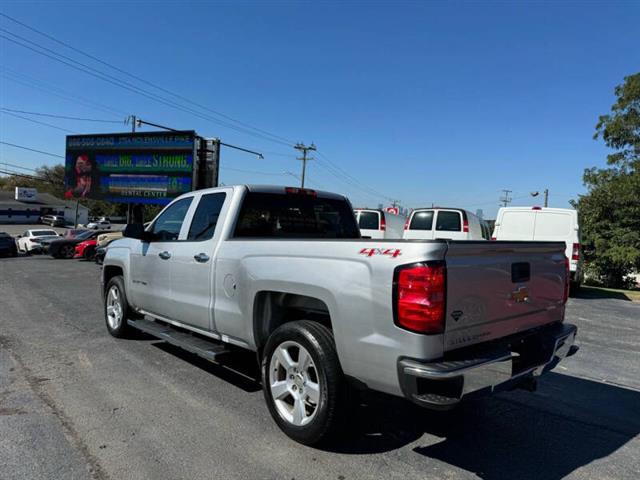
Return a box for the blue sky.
[1,1,638,217]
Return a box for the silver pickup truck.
[101,185,578,445]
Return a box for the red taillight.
[563,256,570,304]
[395,263,446,334]
[463,218,469,233]
[491,237,496,241]
[404,217,410,230]
[532,206,542,210]
[572,243,580,261]
[380,214,386,231]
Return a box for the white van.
[492,207,583,288]
[354,209,406,239]
[403,208,486,241]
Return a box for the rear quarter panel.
[214,239,448,396]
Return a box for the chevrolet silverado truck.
[101,185,578,445]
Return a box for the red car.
[74,239,97,260]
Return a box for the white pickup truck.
[101,185,578,445]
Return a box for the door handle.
[193,253,210,263]
[158,251,171,260]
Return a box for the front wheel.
[262,321,350,446]
[104,276,136,338]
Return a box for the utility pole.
[500,189,512,207]
[530,188,549,207]
[127,115,137,223]
[294,142,316,188]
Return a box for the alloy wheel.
[268,341,321,427]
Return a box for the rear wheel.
[60,244,75,259]
[262,321,350,446]
[104,276,136,338]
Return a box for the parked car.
[74,239,98,260]
[97,231,123,247]
[86,218,111,230]
[41,214,66,227]
[101,185,576,445]
[492,206,583,289]
[49,230,107,259]
[0,232,18,257]
[353,208,406,239]
[16,229,61,254]
[94,245,107,265]
[403,208,485,240]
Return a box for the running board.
[127,318,230,362]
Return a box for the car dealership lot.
[0,256,638,480]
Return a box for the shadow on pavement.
[328,372,640,480]
[572,286,634,301]
[153,342,261,393]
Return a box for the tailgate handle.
[511,262,530,283]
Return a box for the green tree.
[577,73,640,288]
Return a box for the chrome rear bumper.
[398,323,578,408]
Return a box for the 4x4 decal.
[359,248,402,258]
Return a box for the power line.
[0,168,43,181]
[221,167,283,176]
[0,19,295,147]
[1,29,293,146]
[0,15,398,201]
[1,68,129,116]
[1,12,296,146]
[0,162,38,172]
[1,110,77,133]
[0,107,122,123]
[0,141,65,159]
[315,151,397,202]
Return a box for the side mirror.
[16,235,22,239]
[123,223,152,242]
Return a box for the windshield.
[32,230,58,237]
[75,230,94,240]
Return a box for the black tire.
[570,281,580,295]
[60,244,75,259]
[83,246,96,261]
[104,275,137,338]
[261,320,350,446]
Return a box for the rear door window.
[358,211,380,230]
[436,211,462,232]
[409,211,434,230]
[187,193,227,241]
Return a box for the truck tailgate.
[443,241,567,351]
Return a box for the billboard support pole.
[126,115,139,224]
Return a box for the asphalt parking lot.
[1,256,639,480]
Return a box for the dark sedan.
[48,230,108,259]
[0,233,18,257]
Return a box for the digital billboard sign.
[64,131,196,205]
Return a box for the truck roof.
[187,184,348,201]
